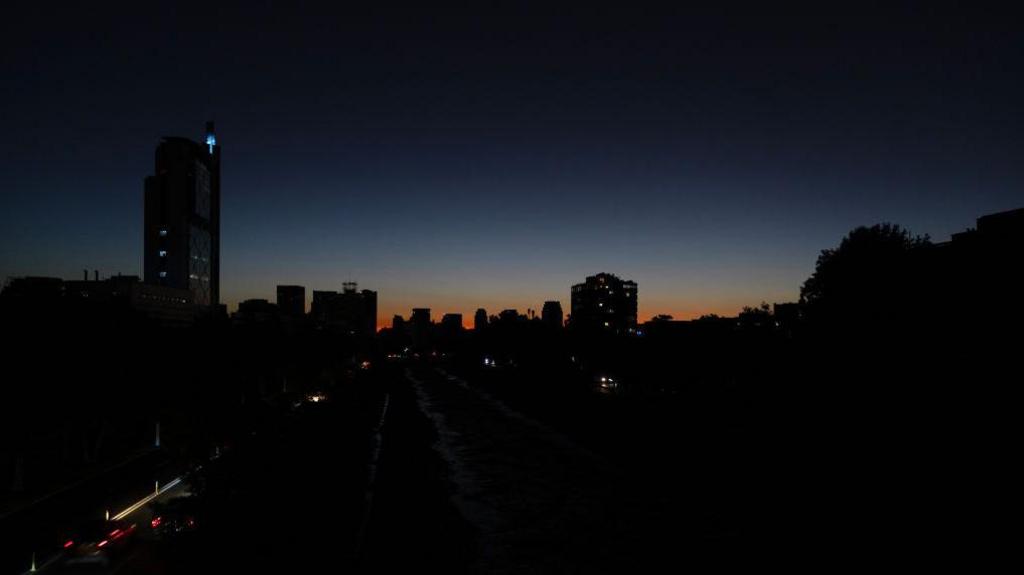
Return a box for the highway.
[4,361,742,573]
[3,369,392,574]
[401,365,742,572]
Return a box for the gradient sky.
[2,3,1021,326]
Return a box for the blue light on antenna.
[206,133,216,154]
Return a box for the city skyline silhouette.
[1,3,1021,573]
[3,4,1021,323]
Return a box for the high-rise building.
[497,309,524,325]
[410,308,431,328]
[392,314,406,332]
[276,285,306,317]
[311,283,378,336]
[144,122,221,308]
[410,308,432,347]
[441,313,463,331]
[474,308,488,331]
[541,301,563,328]
[569,273,638,333]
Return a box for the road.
[4,370,391,575]
[6,362,743,573]
[401,365,741,573]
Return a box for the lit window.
[158,250,167,257]
[159,271,167,278]
[159,229,168,237]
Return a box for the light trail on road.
[111,477,182,521]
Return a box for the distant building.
[2,274,196,327]
[410,308,432,347]
[234,298,279,324]
[541,301,563,328]
[392,314,406,332]
[498,309,522,324]
[950,207,1024,244]
[144,122,220,308]
[569,273,638,333]
[441,313,464,340]
[441,313,463,331]
[1,276,64,299]
[310,283,377,336]
[276,285,305,317]
[937,206,1024,325]
[474,308,488,331]
[410,308,431,328]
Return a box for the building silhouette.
[234,298,279,324]
[441,313,464,340]
[498,309,523,324]
[276,285,306,317]
[569,273,638,333]
[311,283,377,336]
[410,308,431,328]
[541,301,563,328]
[441,313,463,331]
[2,274,195,326]
[474,308,488,331]
[392,314,406,333]
[410,308,432,347]
[143,122,221,308]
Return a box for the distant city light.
[158,250,167,257]
[206,133,216,154]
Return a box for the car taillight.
[151,517,162,528]
[63,540,74,549]
[97,540,109,548]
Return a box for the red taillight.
[63,540,74,549]
[109,529,123,539]
[151,517,162,528]
[97,539,109,548]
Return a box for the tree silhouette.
[800,223,930,331]
[738,302,772,330]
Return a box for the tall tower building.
[474,308,488,331]
[143,122,221,307]
[277,285,306,317]
[541,301,564,328]
[569,273,638,333]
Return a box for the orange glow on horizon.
[375,306,761,330]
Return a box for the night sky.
[2,3,1021,325]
